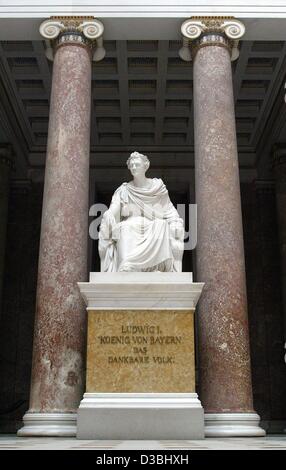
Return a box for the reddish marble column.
[181,18,265,436]
[18,18,104,436]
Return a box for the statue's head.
[126,151,150,177]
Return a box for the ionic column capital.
[39,16,105,62]
[179,16,245,62]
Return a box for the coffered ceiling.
[0,39,286,181]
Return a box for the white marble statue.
[98,151,184,272]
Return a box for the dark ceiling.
[0,39,286,182]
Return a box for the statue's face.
[129,157,146,177]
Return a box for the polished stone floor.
[0,435,285,450]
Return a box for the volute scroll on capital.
[39,17,105,62]
[179,17,245,62]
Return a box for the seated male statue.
[99,151,184,272]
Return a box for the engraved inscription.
[86,310,195,393]
[97,324,182,365]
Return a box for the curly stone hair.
[126,151,150,170]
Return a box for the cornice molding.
[1,2,286,18]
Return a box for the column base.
[204,413,266,437]
[17,412,77,437]
[77,393,204,440]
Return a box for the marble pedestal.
[77,272,204,439]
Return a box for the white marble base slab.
[77,393,204,440]
[78,272,204,310]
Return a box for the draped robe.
[99,178,184,272]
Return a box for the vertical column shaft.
[18,16,105,436]
[194,43,253,413]
[29,41,91,413]
[180,17,265,436]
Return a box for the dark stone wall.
[242,181,286,431]
[0,181,42,433]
